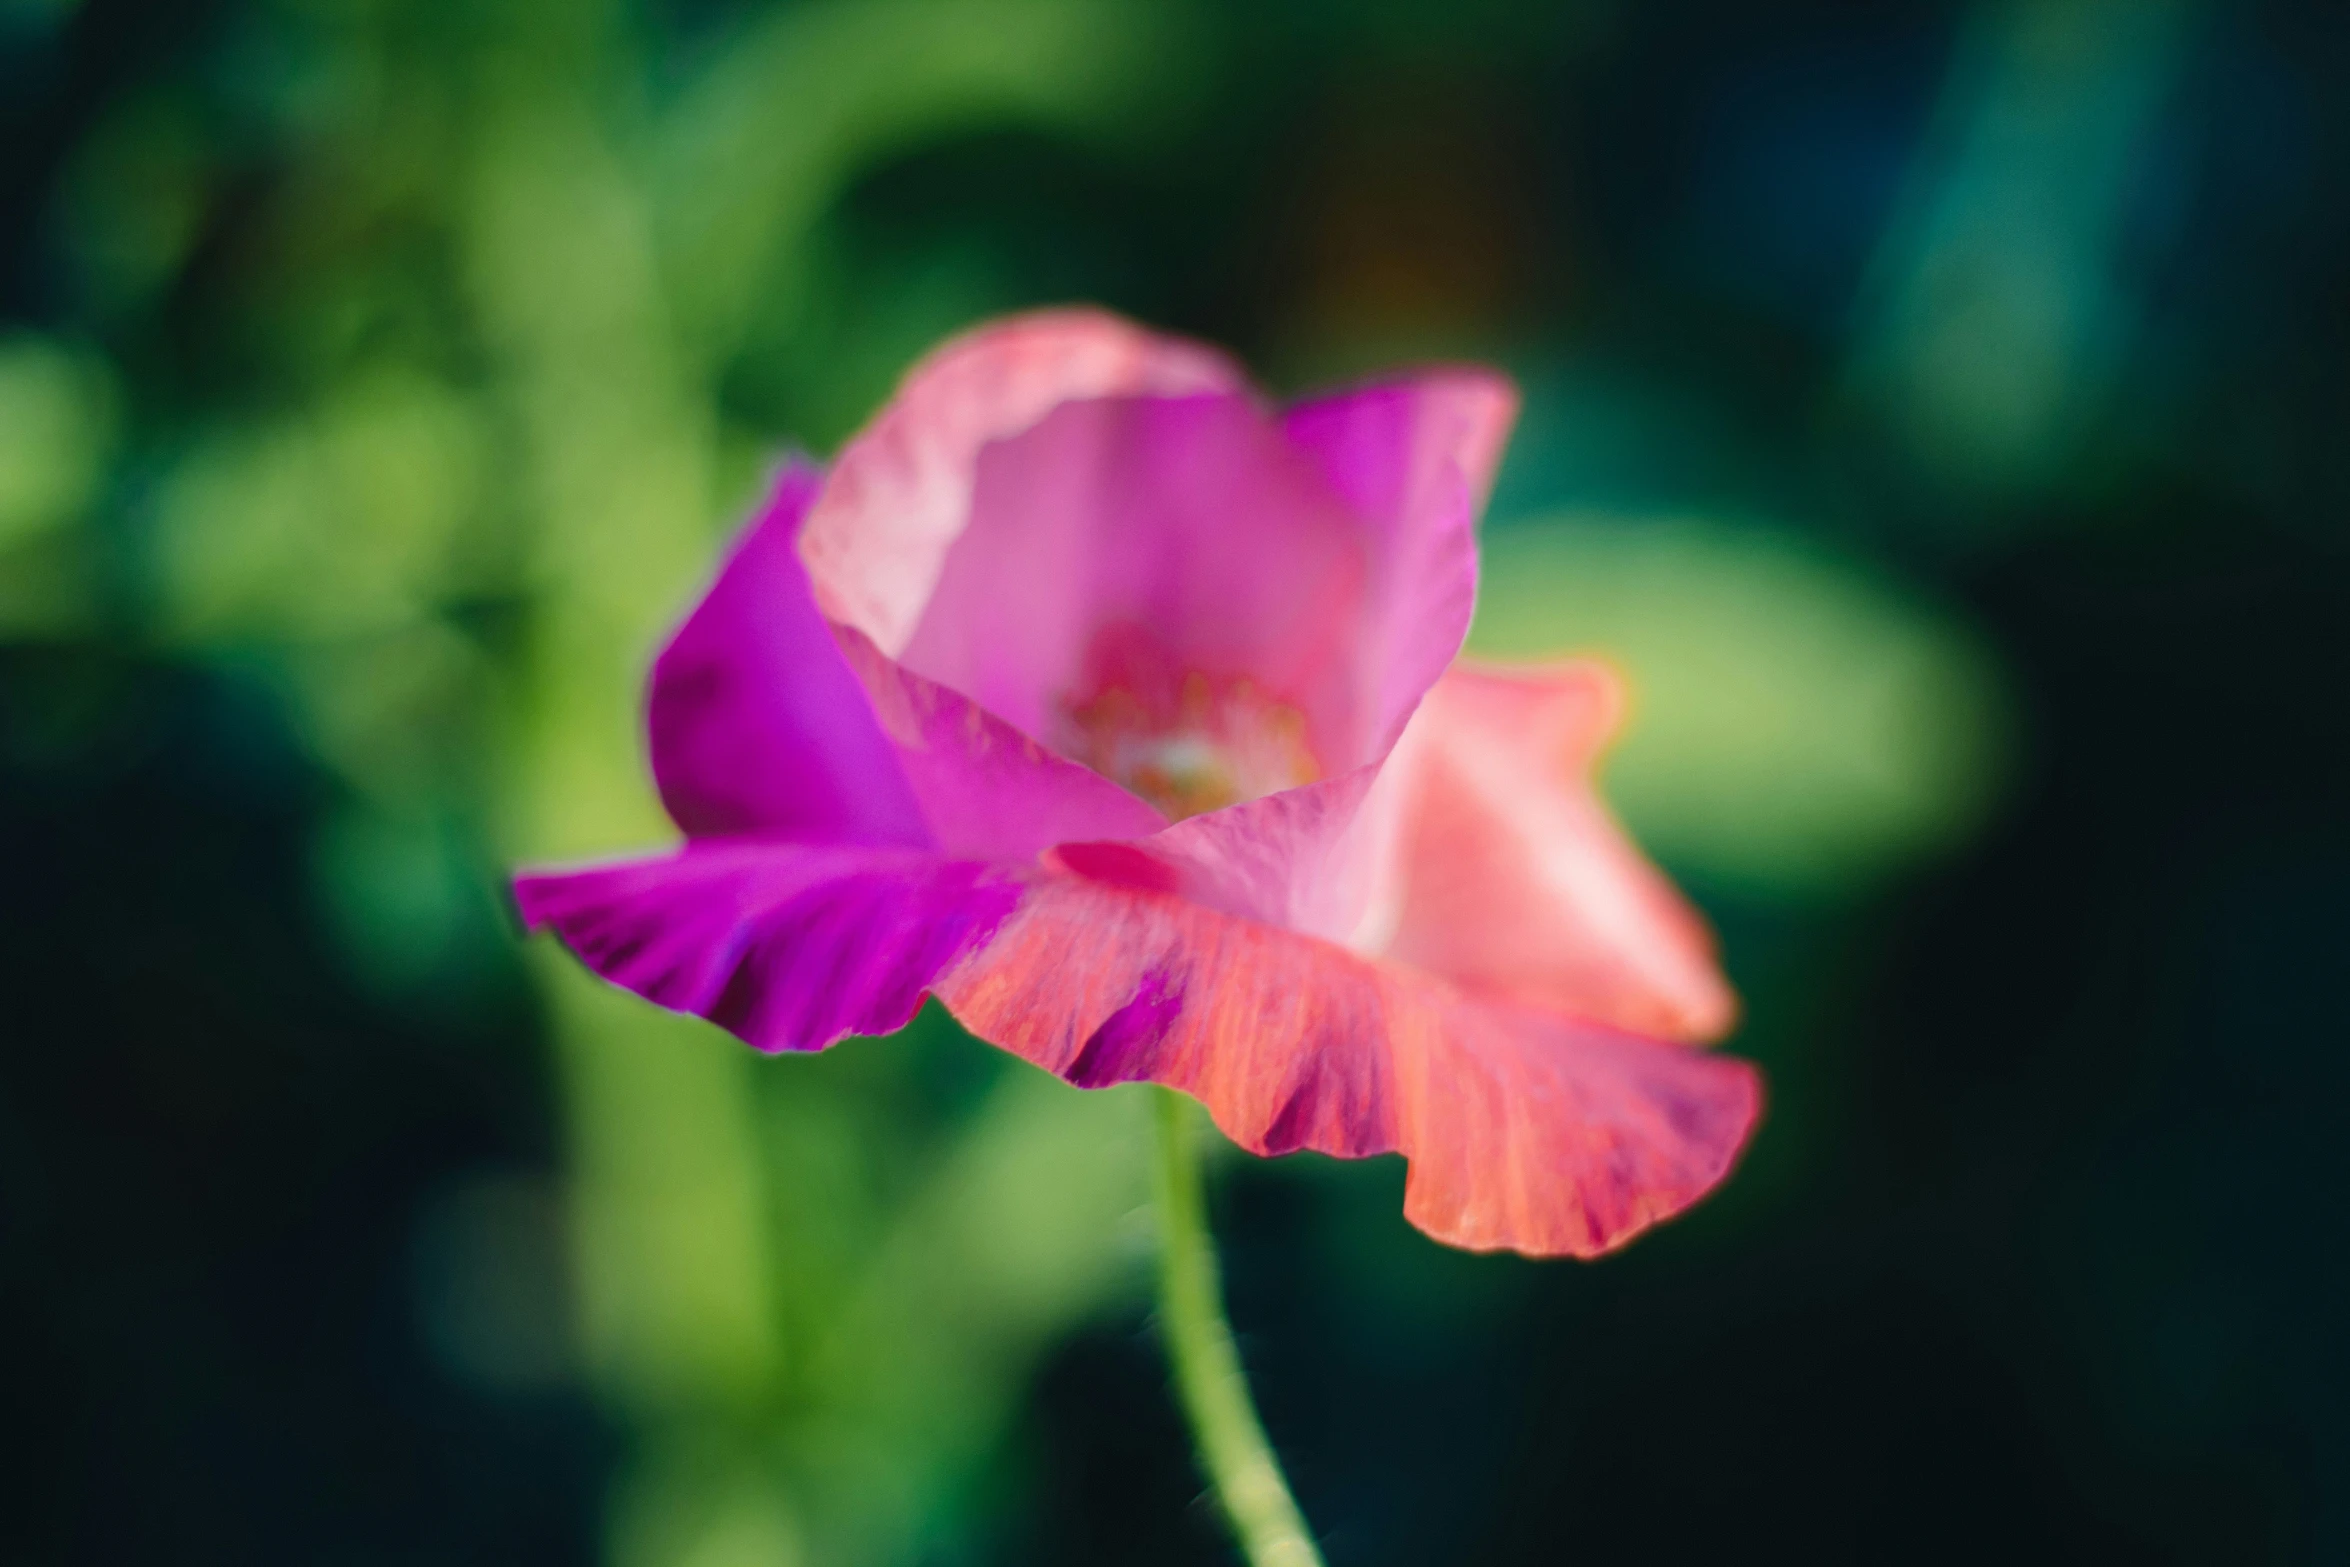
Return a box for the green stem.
[1151,1088,1326,1567]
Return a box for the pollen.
[1064,670,1320,820]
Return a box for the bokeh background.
[4,0,2346,1561]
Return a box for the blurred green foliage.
[19,0,2336,1559]
[0,334,114,549]
[8,1,1227,1559]
[3,0,2014,1556]
[1472,515,2007,894]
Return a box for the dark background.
[4,1,2346,1562]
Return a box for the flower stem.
[1150,1088,1326,1567]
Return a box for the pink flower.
[517,308,1760,1257]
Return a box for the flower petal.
[1392,993,1763,1255]
[515,841,1023,1053]
[1050,759,1408,947]
[647,461,931,848]
[934,874,1761,1257]
[830,621,1167,860]
[648,460,1160,857]
[897,392,1372,772]
[518,838,1757,1256]
[1283,369,1518,754]
[1046,373,1523,935]
[801,308,1245,656]
[1382,661,1739,1042]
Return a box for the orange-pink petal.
[934,874,1760,1258]
[1380,661,1739,1042]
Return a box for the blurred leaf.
[151,369,492,640]
[56,91,217,319]
[0,336,115,636]
[281,621,489,810]
[610,1446,809,1567]
[1471,514,2012,896]
[655,0,1207,364]
[793,1063,1153,1561]
[310,803,498,997]
[1845,0,2196,497]
[0,336,117,552]
[547,957,783,1415]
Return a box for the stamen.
[1064,670,1319,820]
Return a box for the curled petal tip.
[799,308,1246,655]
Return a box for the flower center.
[1063,670,1319,821]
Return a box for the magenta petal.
[830,623,1167,861]
[899,393,1373,770]
[648,463,930,848]
[515,841,1023,1053]
[1035,375,1523,942]
[1283,370,1518,754]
